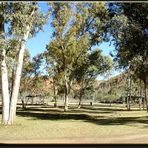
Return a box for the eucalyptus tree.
[74,49,113,108]
[19,49,32,109]
[0,2,10,124]
[44,51,59,107]
[46,2,109,111]
[131,57,148,111]
[20,51,41,100]
[46,3,86,111]
[28,53,46,96]
[7,2,47,124]
[0,2,47,124]
[107,3,148,111]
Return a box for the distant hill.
[96,71,145,98]
[96,72,128,96]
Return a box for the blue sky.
[26,2,121,80]
[26,2,51,58]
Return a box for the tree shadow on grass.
[17,111,100,121]
[17,105,114,115]
[16,108,148,128]
[72,108,113,114]
[1,104,148,127]
[87,116,148,126]
[81,105,143,112]
[81,106,123,111]
[18,107,63,113]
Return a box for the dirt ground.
[1,133,148,144]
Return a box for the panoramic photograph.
[0,1,148,144]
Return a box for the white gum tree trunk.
[1,49,10,124]
[0,17,10,124]
[8,26,30,125]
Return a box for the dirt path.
[1,133,148,144]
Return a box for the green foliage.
[8,2,47,38]
[74,48,113,101]
[0,2,48,97]
[95,89,119,103]
[1,2,47,64]
[44,2,114,103]
[107,3,148,84]
[20,53,46,95]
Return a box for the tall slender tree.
[0,2,11,124]
[0,2,47,124]
[46,2,109,111]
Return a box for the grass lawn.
[0,103,148,144]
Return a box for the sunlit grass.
[0,103,148,143]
